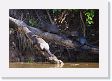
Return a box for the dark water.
[9,62,99,68]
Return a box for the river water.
[9,62,99,68]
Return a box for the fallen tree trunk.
[9,17,65,64]
[9,17,76,47]
[9,17,99,54]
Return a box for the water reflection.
[49,63,64,68]
[9,62,99,68]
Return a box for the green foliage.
[50,9,95,26]
[52,9,62,14]
[28,57,34,63]
[28,18,38,27]
[49,9,66,16]
[84,10,95,26]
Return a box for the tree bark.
[9,17,99,54]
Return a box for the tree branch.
[9,17,99,54]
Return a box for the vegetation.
[9,9,99,63]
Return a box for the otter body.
[30,35,63,64]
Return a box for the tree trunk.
[9,17,99,59]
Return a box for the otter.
[39,23,59,34]
[27,32,63,64]
[32,35,63,64]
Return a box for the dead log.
[9,17,75,47]
[9,17,99,54]
[9,17,64,64]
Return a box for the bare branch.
[9,17,99,54]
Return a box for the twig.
[46,10,54,25]
[80,10,86,37]
[59,10,67,23]
[66,47,71,59]
[20,13,23,21]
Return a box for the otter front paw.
[57,60,64,65]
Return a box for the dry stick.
[57,45,62,57]
[61,14,67,24]
[20,13,23,21]
[35,10,42,23]
[80,11,86,37]
[60,10,68,24]
[58,10,66,23]
[59,10,66,20]
[66,47,71,59]
[46,10,54,25]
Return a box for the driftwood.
[9,17,99,56]
[9,17,64,64]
